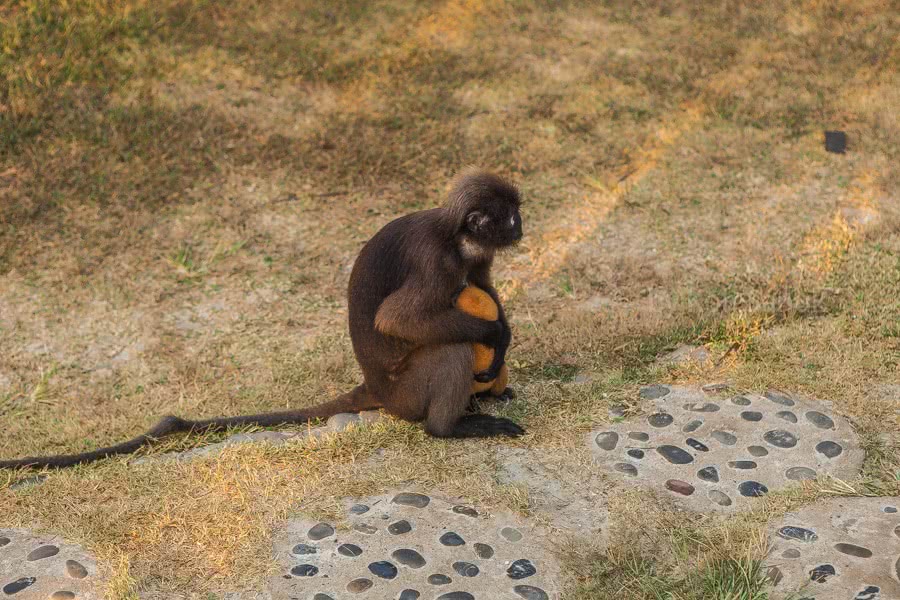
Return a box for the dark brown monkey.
[0,169,524,470]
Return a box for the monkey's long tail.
[0,385,373,471]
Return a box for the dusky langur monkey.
[1,168,524,470]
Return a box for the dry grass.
[1,0,898,598]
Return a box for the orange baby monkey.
[455,285,510,395]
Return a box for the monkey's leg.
[389,344,524,439]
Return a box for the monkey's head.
[446,169,523,255]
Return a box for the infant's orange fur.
[454,285,509,395]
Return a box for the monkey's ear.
[466,211,490,233]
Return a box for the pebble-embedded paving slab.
[764,496,900,600]
[268,490,560,600]
[0,529,102,600]
[587,385,864,512]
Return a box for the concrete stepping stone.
[269,490,560,600]
[587,385,863,512]
[764,496,900,599]
[0,529,102,599]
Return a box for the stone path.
[764,496,900,600]
[5,385,894,599]
[587,386,864,512]
[0,529,101,600]
[268,490,560,600]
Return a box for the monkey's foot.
[451,414,525,438]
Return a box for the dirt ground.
[1,1,898,598]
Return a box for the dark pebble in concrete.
[368,560,398,579]
[437,593,474,600]
[338,543,363,557]
[834,543,873,558]
[810,563,836,582]
[314,594,336,600]
[764,430,798,449]
[291,564,319,577]
[805,411,835,429]
[854,587,880,600]
[782,548,802,558]
[665,479,694,495]
[595,432,619,451]
[640,385,670,399]
[738,481,768,497]
[27,544,60,561]
[682,420,703,433]
[657,445,694,464]
[393,493,431,508]
[648,413,674,428]
[474,543,494,559]
[2,578,36,595]
[765,391,795,406]
[615,463,638,477]
[629,432,650,441]
[354,523,378,535]
[0,537,9,547]
[452,505,478,517]
[501,527,523,542]
[712,431,737,446]
[507,559,537,579]
[389,520,412,535]
[708,490,732,506]
[697,466,719,483]
[308,523,335,540]
[731,396,751,406]
[399,590,421,600]
[816,441,843,458]
[627,449,645,459]
[66,559,89,579]
[292,543,317,555]
[50,593,75,600]
[349,504,370,515]
[392,549,426,569]
[777,526,818,542]
[685,438,709,452]
[453,561,480,577]
[776,411,798,423]
[895,525,900,539]
[440,532,465,546]
[685,402,720,413]
[347,578,374,593]
[884,506,897,513]
[740,411,763,422]
[728,461,757,470]
[428,574,452,585]
[785,467,817,481]
[747,446,769,457]
[514,585,550,600]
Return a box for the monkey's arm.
[375,280,502,347]
[468,265,511,382]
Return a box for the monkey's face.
[464,202,523,249]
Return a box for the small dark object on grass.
[824,131,847,154]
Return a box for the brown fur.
[0,169,524,470]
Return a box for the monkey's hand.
[474,318,510,382]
